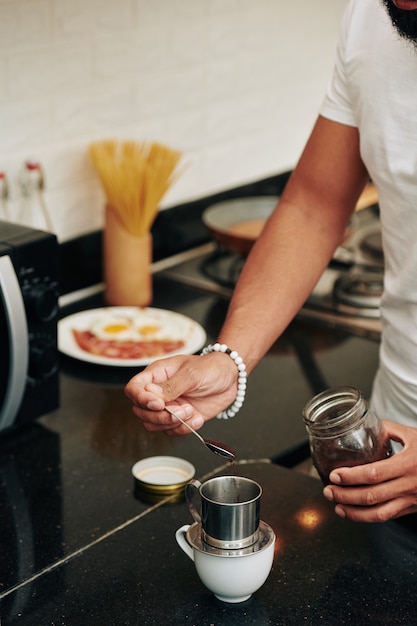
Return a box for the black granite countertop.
[1,272,404,626]
[2,460,417,625]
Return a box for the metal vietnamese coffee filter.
[184,520,275,557]
[185,475,262,550]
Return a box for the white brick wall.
[0,0,347,242]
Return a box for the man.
[125,0,417,523]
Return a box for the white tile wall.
[0,0,347,242]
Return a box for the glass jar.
[18,160,53,231]
[302,386,393,485]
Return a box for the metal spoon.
[166,407,236,460]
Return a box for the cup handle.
[185,479,202,524]
[175,525,194,561]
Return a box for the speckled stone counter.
[1,274,397,625]
[2,460,417,625]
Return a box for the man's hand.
[124,352,238,436]
[323,421,417,522]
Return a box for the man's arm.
[218,115,370,373]
[125,115,370,432]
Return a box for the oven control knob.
[24,284,58,322]
[29,342,58,380]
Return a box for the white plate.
[58,306,206,367]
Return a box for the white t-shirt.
[320,0,417,427]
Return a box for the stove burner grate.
[198,241,384,320]
[200,247,244,288]
[333,268,383,317]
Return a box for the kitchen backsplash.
[59,171,290,296]
[0,0,347,242]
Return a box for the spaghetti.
[89,139,182,236]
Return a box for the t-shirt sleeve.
[319,1,358,128]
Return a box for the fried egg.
[133,309,190,341]
[89,309,191,343]
[90,313,138,341]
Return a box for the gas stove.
[155,206,382,342]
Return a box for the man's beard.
[381,0,417,44]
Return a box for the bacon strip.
[72,329,184,360]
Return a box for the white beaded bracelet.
[200,342,247,419]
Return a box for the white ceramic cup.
[175,521,275,603]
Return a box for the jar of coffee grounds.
[302,386,393,485]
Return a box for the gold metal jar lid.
[132,455,195,496]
